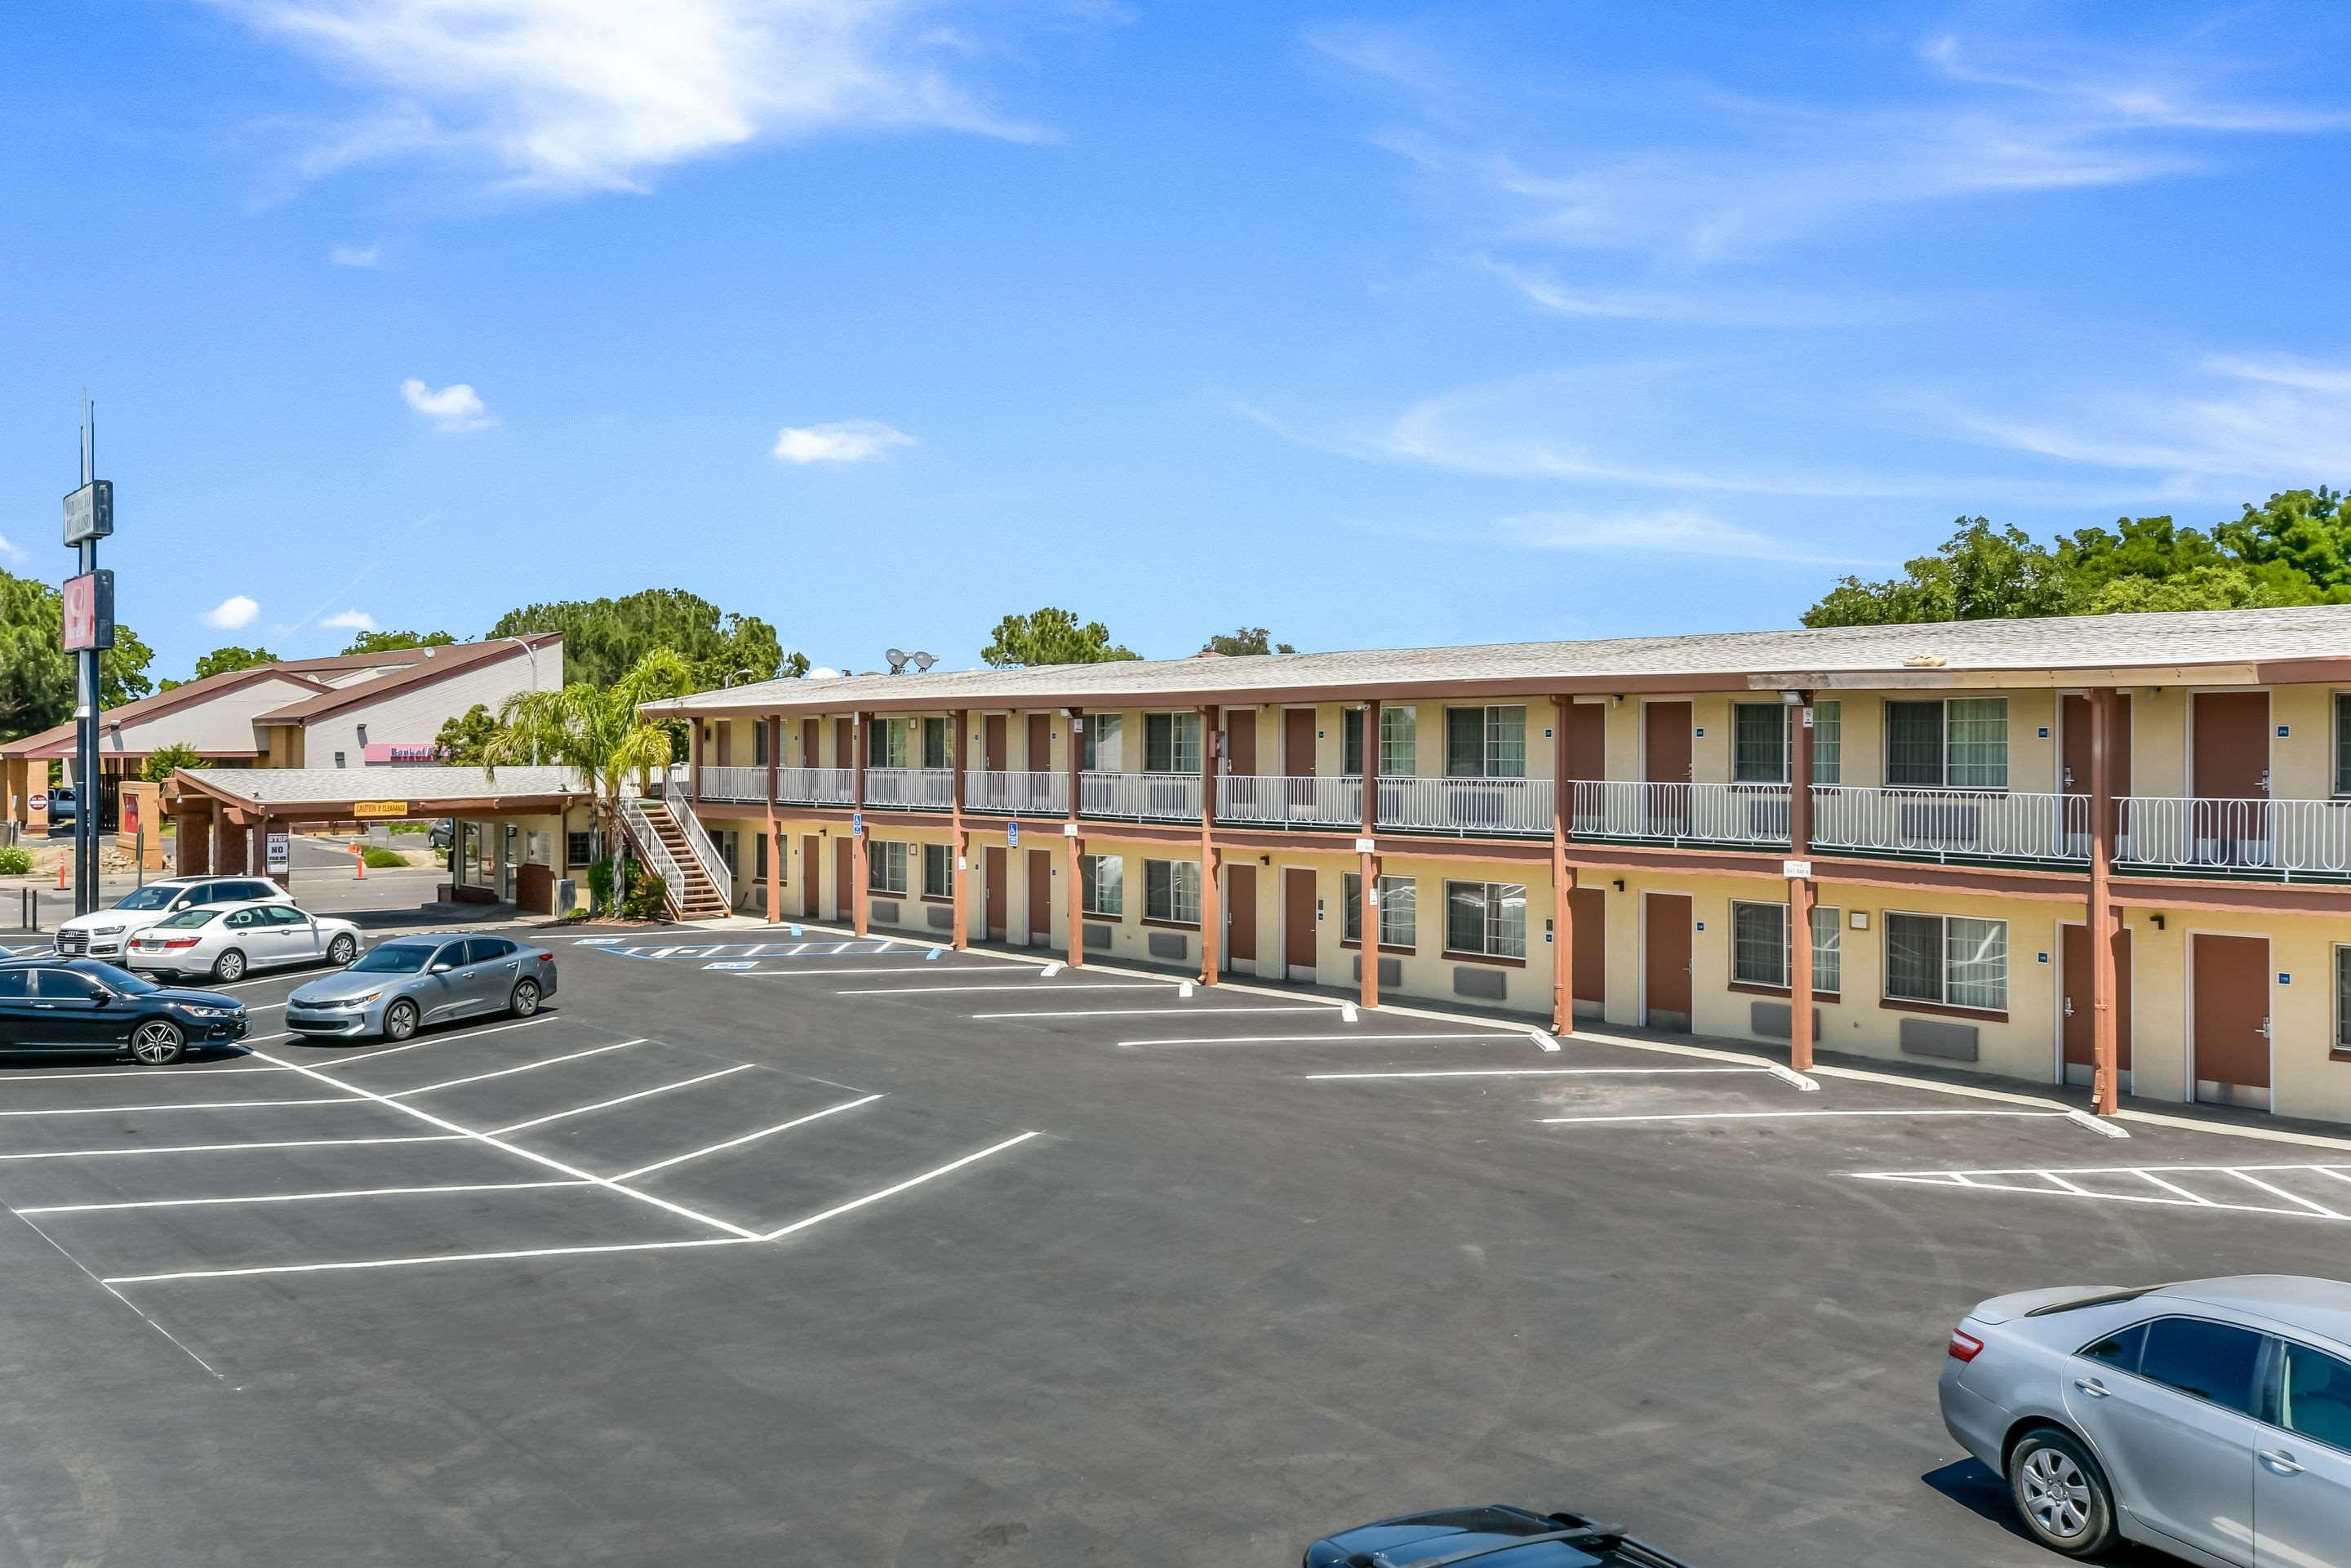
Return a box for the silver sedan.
[1939,1273,2351,1564]
[284,932,558,1042]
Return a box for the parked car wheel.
[211,948,247,983]
[382,998,420,1042]
[2008,1428,2118,1557]
[128,1020,187,1065]
[509,978,540,1018]
[327,933,358,966]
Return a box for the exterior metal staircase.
[620,795,731,921]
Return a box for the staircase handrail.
[670,795,734,909]
[618,795,694,917]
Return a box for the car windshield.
[114,885,186,911]
[154,909,220,930]
[349,944,433,975]
[78,962,158,996]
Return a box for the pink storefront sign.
[362,743,447,765]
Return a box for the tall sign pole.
[63,400,116,917]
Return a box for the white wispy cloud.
[203,594,261,629]
[211,0,1057,193]
[0,534,24,565]
[1931,353,2351,486]
[772,419,916,464]
[400,377,491,432]
[319,608,377,631]
[1482,258,1883,327]
[1496,508,1879,566]
[329,242,382,267]
[1318,24,2351,266]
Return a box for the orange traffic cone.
[351,841,365,881]
[55,854,67,891]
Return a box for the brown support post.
[690,720,704,802]
[1065,708,1084,968]
[1359,698,1380,1011]
[1789,694,1815,1073]
[952,708,970,951]
[763,715,782,923]
[1551,696,1574,1035]
[1199,704,1220,987]
[2089,685,2120,1117]
[851,711,869,937]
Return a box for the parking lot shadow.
[1922,1459,2173,1564]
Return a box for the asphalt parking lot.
[2,922,2344,1566]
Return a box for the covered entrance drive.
[162,766,591,916]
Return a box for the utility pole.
[63,399,116,917]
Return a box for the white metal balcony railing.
[695,764,767,802]
[1375,775,1554,837]
[864,766,957,811]
[775,766,855,806]
[1218,774,1363,828]
[1568,780,1790,846]
[1078,771,1202,823]
[965,769,1068,816]
[2117,796,2351,877]
[1808,786,2088,864]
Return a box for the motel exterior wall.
[298,643,563,769]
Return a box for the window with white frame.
[1886,698,2007,789]
[1380,707,1416,776]
[1143,858,1199,923]
[1144,713,1200,774]
[922,717,951,770]
[867,719,909,769]
[1343,873,1417,948]
[1081,853,1123,917]
[1443,706,1527,778]
[1729,900,1842,994]
[1083,713,1123,771]
[922,842,952,898]
[867,840,909,895]
[1884,912,2007,1011]
[1444,880,1526,958]
[1731,700,1842,784]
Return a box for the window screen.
[1081,854,1123,916]
[1733,704,1787,784]
[1380,707,1415,777]
[1887,702,1944,787]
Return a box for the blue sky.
[5,2,2349,682]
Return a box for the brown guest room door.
[802,835,820,918]
[1283,867,1316,977]
[1225,864,1256,966]
[1644,702,1691,834]
[2193,933,2270,1106]
[984,846,1008,941]
[2060,924,2133,1082]
[1027,849,1051,943]
[1644,892,1692,1032]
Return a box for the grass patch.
[359,845,409,869]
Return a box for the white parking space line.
[2224,1170,2347,1217]
[310,1014,558,1066]
[839,982,1179,996]
[1541,1108,2078,1126]
[489,1064,756,1135]
[610,1093,882,1181]
[0,1096,367,1117]
[16,1179,591,1216]
[762,1130,1042,1241]
[101,1234,753,1285]
[1306,1066,1784,1082]
[0,1132,468,1162]
[1119,1032,1535,1048]
[245,1001,287,1011]
[385,1038,647,1098]
[0,1064,298,1081]
[972,1006,1335,1020]
[736,966,977,979]
[1854,1161,2351,1223]
[249,1051,760,1241]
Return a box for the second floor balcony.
[695,763,2351,884]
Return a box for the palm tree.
[484,649,692,895]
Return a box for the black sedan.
[0,957,249,1064]
[1304,1507,1697,1568]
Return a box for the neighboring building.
[0,635,561,828]
[647,605,2351,1127]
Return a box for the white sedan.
[124,903,362,984]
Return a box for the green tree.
[1201,627,1295,656]
[141,742,207,782]
[1804,519,2077,626]
[343,629,457,656]
[182,645,279,686]
[2211,487,2351,602]
[2076,565,2301,615]
[487,589,802,691]
[484,649,694,906]
[0,569,155,740]
[433,703,505,766]
[981,607,1140,668]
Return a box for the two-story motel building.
[646,606,2351,1127]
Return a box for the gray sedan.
[1940,1273,2351,1565]
[285,933,558,1042]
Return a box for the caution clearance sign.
[354,801,410,819]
